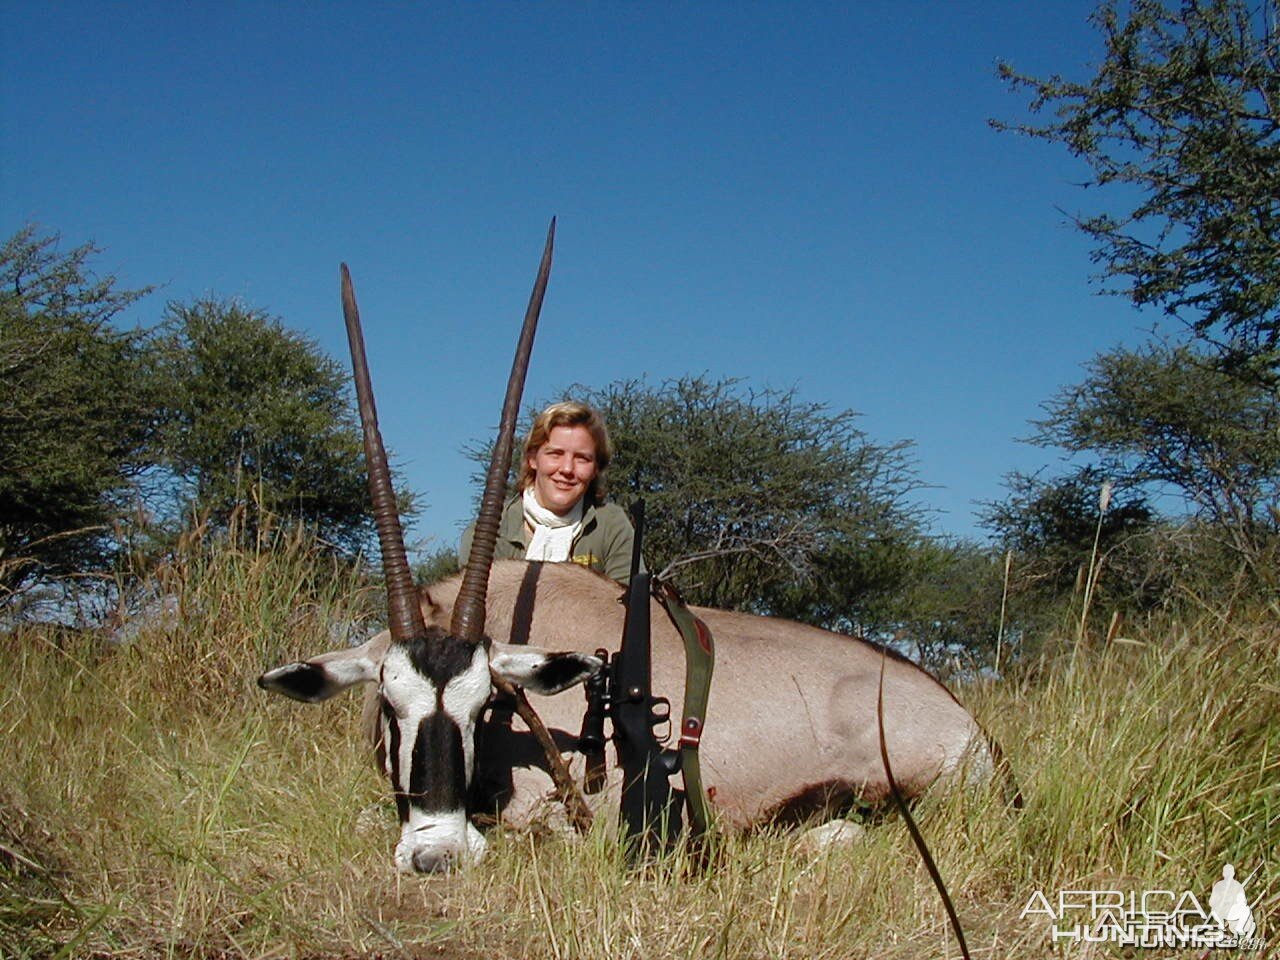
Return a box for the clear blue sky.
[4,2,1165,555]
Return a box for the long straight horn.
[342,264,427,643]
[451,218,555,643]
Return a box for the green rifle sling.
[656,580,716,838]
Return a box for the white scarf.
[522,486,584,562]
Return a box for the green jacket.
[459,497,640,584]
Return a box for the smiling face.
[527,424,599,516]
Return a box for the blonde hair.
[519,401,613,505]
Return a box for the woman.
[460,401,638,583]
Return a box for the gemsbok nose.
[412,848,454,874]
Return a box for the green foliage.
[996,0,1280,376]
[568,375,924,620]
[0,226,153,587]
[891,538,1009,669]
[150,298,387,556]
[985,467,1154,588]
[983,338,1280,636]
[0,226,406,600]
[994,4,1280,624]
[1035,342,1280,571]
[982,467,1163,639]
[415,544,461,586]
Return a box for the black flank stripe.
[509,561,543,646]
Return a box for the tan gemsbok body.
[259,223,994,872]
[360,560,990,832]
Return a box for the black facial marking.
[383,698,409,823]
[401,627,480,690]
[407,711,469,814]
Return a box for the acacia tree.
[0,226,153,588]
[150,298,391,555]
[982,466,1156,606]
[0,225,414,612]
[1032,341,1280,576]
[996,0,1280,378]
[563,376,924,625]
[889,539,1010,670]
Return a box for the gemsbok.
[259,223,1000,873]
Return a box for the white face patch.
[380,645,439,795]
[441,645,492,784]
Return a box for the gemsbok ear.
[258,636,387,703]
[490,644,602,696]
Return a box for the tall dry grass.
[2,532,1276,958]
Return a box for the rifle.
[611,501,683,853]
[577,500,716,856]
